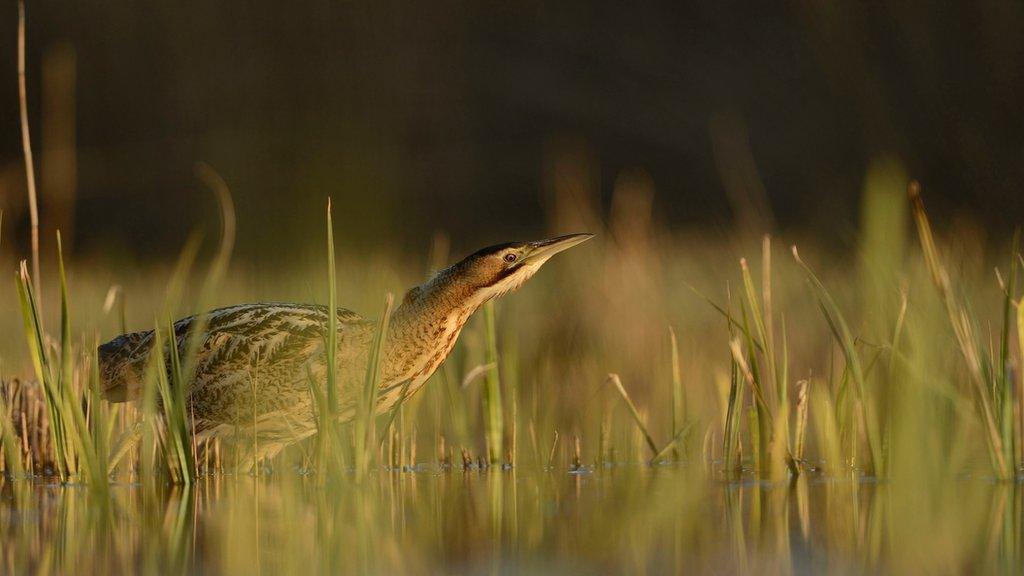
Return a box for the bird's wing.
[183,303,374,427]
[186,302,369,361]
[100,302,373,414]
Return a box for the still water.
[1,465,1020,574]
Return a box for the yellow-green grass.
[1,170,1023,573]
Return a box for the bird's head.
[446,233,594,305]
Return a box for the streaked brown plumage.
[99,234,592,459]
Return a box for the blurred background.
[4,7,1024,574]
[1,1,1022,265]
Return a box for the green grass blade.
[607,374,658,458]
[651,422,693,464]
[998,230,1019,469]
[325,198,339,413]
[740,257,774,399]
[15,261,68,480]
[669,326,686,458]
[483,301,504,463]
[165,318,195,482]
[150,324,185,483]
[793,378,810,470]
[791,246,882,475]
[0,384,26,479]
[355,293,394,476]
[684,281,765,352]
[909,182,1009,479]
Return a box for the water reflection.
[2,468,1021,574]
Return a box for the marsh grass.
[14,236,109,497]
[355,292,393,477]
[482,301,504,464]
[1,171,1024,573]
[910,181,1021,479]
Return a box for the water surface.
[1,466,1018,574]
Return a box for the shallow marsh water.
[2,465,1021,575]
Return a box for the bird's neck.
[381,268,483,386]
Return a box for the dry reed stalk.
[909,181,1010,479]
[17,0,41,301]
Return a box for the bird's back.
[100,303,375,431]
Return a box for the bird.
[99,233,592,460]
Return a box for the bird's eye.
[503,253,518,263]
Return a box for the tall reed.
[909,182,1019,479]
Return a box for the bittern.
[99,233,592,459]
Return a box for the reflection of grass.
[1,171,1024,572]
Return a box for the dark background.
[1,2,1022,262]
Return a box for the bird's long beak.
[524,233,594,263]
